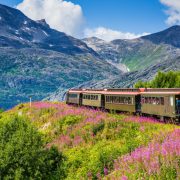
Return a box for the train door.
[101,95,105,108]
[176,95,180,116]
[135,95,141,112]
[79,93,83,106]
[65,92,69,104]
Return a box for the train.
[66,88,180,122]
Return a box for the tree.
[0,116,65,179]
[0,108,4,114]
[134,71,180,88]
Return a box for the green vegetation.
[0,115,65,179]
[122,45,166,71]
[134,71,180,88]
[0,108,4,114]
[0,102,179,179]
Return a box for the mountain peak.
[141,25,180,48]
[36,19,50,28]
[0,3,97,55]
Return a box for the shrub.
[0,116,65,179]
[92,121,105,135]
[134,71,180,88]
[0,108,4,114]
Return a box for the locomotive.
[66,88,180,122]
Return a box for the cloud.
[16,0,148,41]
[16,0,84,37]
[160,0,180,25]
[84,27,149,42]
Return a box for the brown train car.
[66,90,82,105]
[141,90,180,120]
[103,91,141,113]
[81,90,104,108]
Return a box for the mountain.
[0,4,180,109]
[48,27,180,101]
[46,56,180,102]
[0,4,122,109]
[0,4,98,55]
[141,25,180,48]
[83,26,180,71]
[83,37,130,72]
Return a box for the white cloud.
[84,27,149,42]
[16,0,148,41]
[160,0,180,25]
[16,0,84,37]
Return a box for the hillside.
[0,4,122,109]
[46,56,180,102]
[83,26,180,72]
[1,102,179,179]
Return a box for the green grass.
[0,102,179,179]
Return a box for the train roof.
[68,90,140,95]
[68,88,180,95]
[141,92,180,95]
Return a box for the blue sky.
[0,0,179,41]
[70,0,168,34]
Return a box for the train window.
[110,96,112,102]
[125,97,128,104]
[90,95,98,100]
[156,97,160,105]
[152,97,156,105]
[124,97,127,104]
[149,97,151,104]
[128,97,132,104]
[69,94,78,98]
[108,96,110,102]
[113,96,116,103]
[115,96,118,103]
[106,96,109,102]
[141,97,145,104]
[118,97,121,103]
[119,97,123,104]
[142,96,164,105]
[106,96,133,104]
[160,97,164,105]
[122,97,125,104]
[110,96,113,102]
[107,96,109,102]
[145,97,148,104]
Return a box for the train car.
[82,90,104,108]
[103,89,141,113]
[141,89,180,120]
[66,89,82,105]
[66,88,180,122]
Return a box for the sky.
[0,0,180,41]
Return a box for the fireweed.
[6,102,179,179]
[107,129,180,179]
